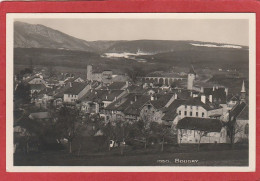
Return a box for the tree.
[225,110,245,148]
[14,82,31,105]
[17,113,42,153]
[197,130,208,151]
[150,122,172,152]
[135,117,151,149]
[55,106,82,153]
[114,121,131,155]
[101,121,115,151]
[125,66,145,83]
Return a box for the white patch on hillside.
[191,43,242,49]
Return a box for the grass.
[14,142,248,166]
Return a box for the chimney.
[201,94,206,104]
[126,81,129,88]
[151,95,154,101]
[69,82,72,87]
[105,95,108,100]
[190,91,193,97]
[130,101,134,104]
[174,93,177,99]
[200,87,204,93]
[213,86,215,91]
[225,88,228,96]
[95,91,97,95]
[209,95,213,103]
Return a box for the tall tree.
[14,82,31,105]
[55,106,82,153]
[150,122,172,152]
[125,66,145,83]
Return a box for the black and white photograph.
[6,13,256,172]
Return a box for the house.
[104,93,138,122]
[80,89,127,115]
[140,93,177,125]
[175,95,223,126]
[34,88,54,108]
[123,94,150,123]
[87,65,113,84]
[161,99,187,127]
[176,117,227,144]
[63,82,91,103]
[26,76,46,85]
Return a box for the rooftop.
[161,99,186,121]
[107,82,127,90]
[64,82,89,95]
[29,112,51,120]
[176,117,223,132]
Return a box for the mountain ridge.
[14,21,248,53]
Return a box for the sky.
[17,18,249,46]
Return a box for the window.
[185,105,187,109]
[196,112,198,117]
[190,106,192,109]
[179,111,181,115]
[202,112,205,117]
[196,106,199,110]
[184,111,187,116]
[190,112,192,116]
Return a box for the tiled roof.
[80,89,124,102]
[184,97,212,111]
[124,95,150,116]
[150,94,174,109]
[161,99,186,121]
[107,82,126,90]
[105,93,137,111]
[237,104,248,120]
[64,82,89,95]
[176,117,223,132]
[230,102,247,119]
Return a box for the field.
[14,148,248,166]
[14,136,248,166]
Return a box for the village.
[13,63,249,166]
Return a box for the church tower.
[187,65,196,90]
[87,65,93,81]
[240,80,246,102]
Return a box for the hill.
[14,21,95,52]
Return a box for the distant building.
[63,82,90,103]
[86,65,113,84]
[176,117,227,144]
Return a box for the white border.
[6,13,256,172]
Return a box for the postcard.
[6,13,256,172]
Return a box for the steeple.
[241,80,246,93]
[188,65,196,75]
[240,80,246,102]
